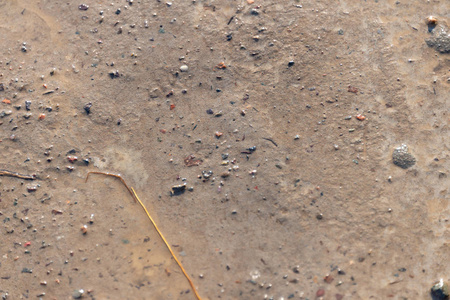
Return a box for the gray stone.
[392,144,416,169]
[72,289,84,299]
[426,28,450,53]
[431,279,449,300]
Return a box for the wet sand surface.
[0,0,449,299]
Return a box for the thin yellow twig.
[85,172,202,300]
[131,187,202,300]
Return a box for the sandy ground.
[0,0,449,299]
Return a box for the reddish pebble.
[27,186,37,192]
[347,86,358,93]
[316,289,325,297]
[67,156,78,163]
[324,274,334,283]
[24,241,31,247]
[356,114,366,121]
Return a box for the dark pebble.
[78,4,89,10]
[109,70,120,78]
[431,280,449,300]
[171,184,186,195]
[83,102,92,114]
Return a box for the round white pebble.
[180,65,189,72]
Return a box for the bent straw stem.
[131,187,202,300]
[85,172,202,300]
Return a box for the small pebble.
[316,288,325,297]
[426,16,437,25]
[78,4,89,10]
[72,289,84,299]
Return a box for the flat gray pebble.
[392,144,416,169]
